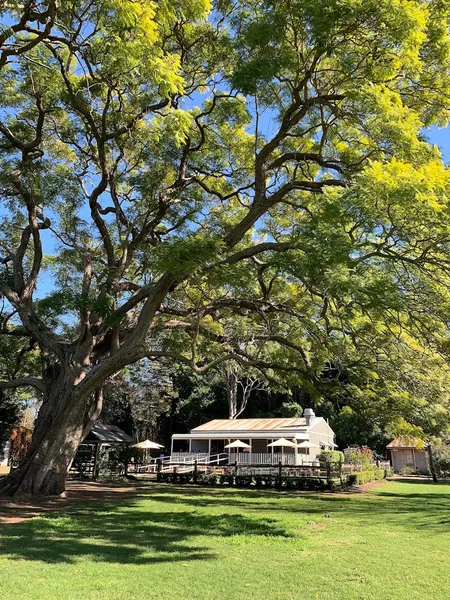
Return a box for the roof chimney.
[303,408,315,427]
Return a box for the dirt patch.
[356,479,387,492]
[0,480,136,525]
[328,479,388,497]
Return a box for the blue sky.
[426,126,450,161]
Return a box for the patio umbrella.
[296,441,320,449]
[267,438,297,464]
[132,439,164,462]
[296,440,320,460]
[224,440,251,465]
[132,440,164,449]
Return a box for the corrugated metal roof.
[88,423,132,443]
[386,437,426,449]
[192,418,307,433]
[172,432,310,440]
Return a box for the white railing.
[229,452,318,465]
[130,453,229,475]
[168,452,319,466]
[158,453,228,473]
[170,452,208,464]
[170,452,228,465]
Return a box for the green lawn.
[1,480,450,600]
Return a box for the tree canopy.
[2,0,450,493]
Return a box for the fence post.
[93,443,102,481]
[277,461,282,489]
[338,458,343,487]
[193,459,198,484]
[326,461,332,486]
[156,458,162,482]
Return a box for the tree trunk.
[0,377,94,497]
[227,370,238,419]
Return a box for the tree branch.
[0,377,45,393]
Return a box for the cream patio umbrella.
[267,438,298,464]
[296,440,320,461]
[132,439,164,462]
[224,439,251,465]
[132,440,164,450]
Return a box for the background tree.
[1,0,450,495]
[225,367,264,419]
[0,333,39,450]
[102,361,177,447]
[99,350,450,456]
[0,390,20,452]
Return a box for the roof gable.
[386,437,426,449]
[87,423,132,443]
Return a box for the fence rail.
[155,459,351,491]
[156,460,343,480]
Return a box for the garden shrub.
[344,446,374,468]
[398,466,418,476]
[346,469,385,486]
[430,440,450,478]
[157,471,340,491]
[158,472,194,484]
[318,450,344,466]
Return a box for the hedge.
[157,472,338,491]
[318,450,344,466]
[346,469,385,486]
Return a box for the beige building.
[171,408,336,465]
[386,437,429,473]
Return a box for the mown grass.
[1,480,450,600]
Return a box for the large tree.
[2,0,450,495]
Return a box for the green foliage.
[430,439,450,478]
[153,236,225,275]
[102,361,176,445]
[347,469,385,486]
[277,402,303,418]
[345,447,374,468]
[158,471,335,491]
[398,466,419,476]
[0,390,20,449]
[331,406,386,452]
[318,450,344,466]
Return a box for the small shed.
[76,423,132,479]
[386,437,429,473]
[86,423,133,445]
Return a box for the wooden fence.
[156,459,345,490]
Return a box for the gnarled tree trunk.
[0,374,100,497]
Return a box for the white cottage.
[171,408,336,465]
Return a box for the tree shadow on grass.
[136,482,450,532]
[0,499,294,565]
